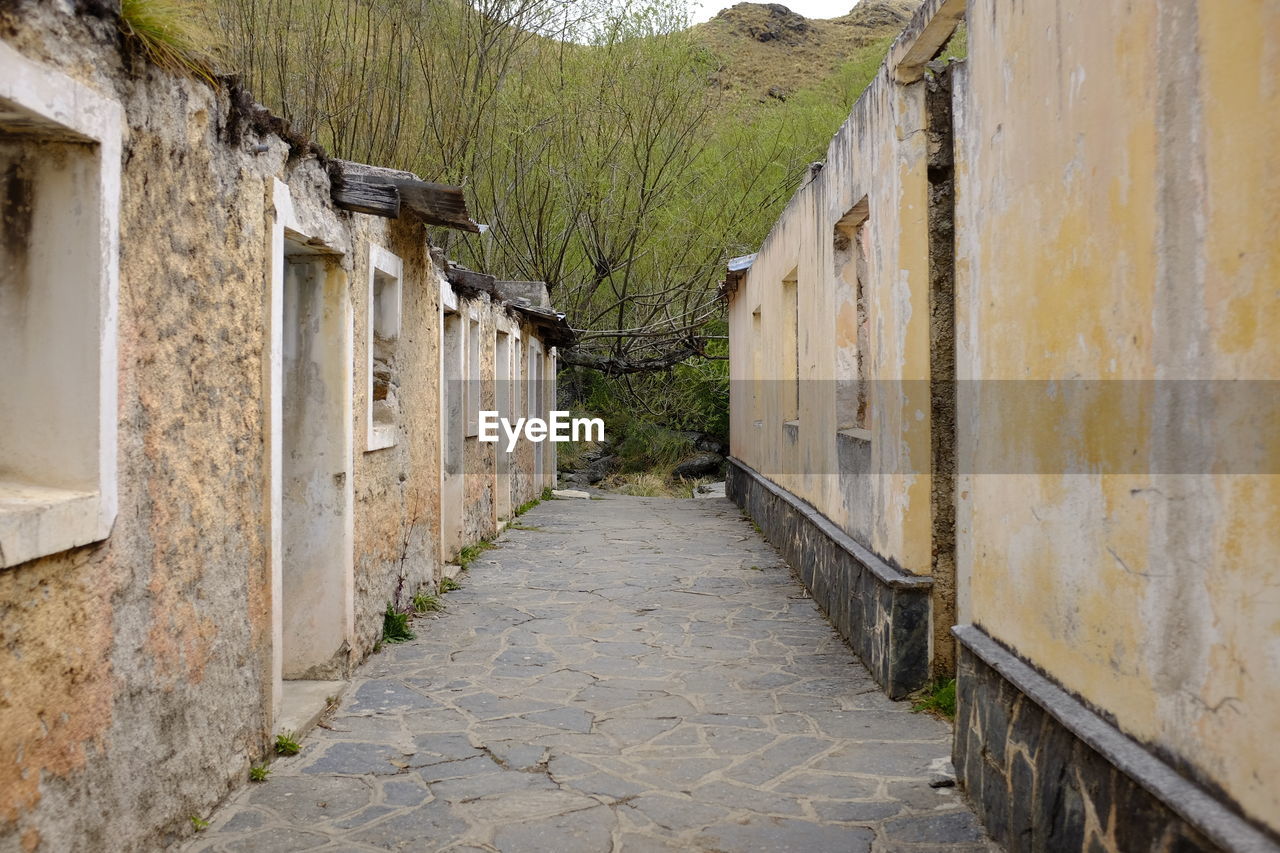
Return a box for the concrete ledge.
[0,482,102,569]
[954,625,1278,852]
[888,0,966,83]
[727,457,931,698]
[277,680,346,740]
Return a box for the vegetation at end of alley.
[195,0,922,453]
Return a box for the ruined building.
[726,0,1279,849]
[0,3,568,849]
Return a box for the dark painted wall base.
[954,625,1278,853]
[726,457,932,698]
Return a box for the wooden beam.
[331,180,400,218]
[390,179,482,233]
[445,266,497,298]
[329,159,481,231]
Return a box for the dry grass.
[119,0,220,83]
[602,471,715,499]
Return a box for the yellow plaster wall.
[729,67,938,580]
[954,0,1280,831]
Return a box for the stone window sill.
[837,428,872,443]
[367,424,397,452]
[0,480,108,569]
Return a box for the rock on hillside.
[718,3,813,45]
[692,0,922,98]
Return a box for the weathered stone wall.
[461,293,499,546]
[953,632,1221,852]
[728,63,940,577]
[507,320,546,512]
[0,9,279,848]
[350,218,446,654]
[0,4,559,849]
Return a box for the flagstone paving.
[187,495,996,852]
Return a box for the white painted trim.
[546,348,557,487]
[528,338,544,485]
[441,278,458,314]
[369,425,398,451]
[494,327,513,522]
[464,312,481,438]
[437,283,466,560]
[438,286,449,561]
[369,246,403,332]
[341,291,356,646]
[366,245,403,452]
[0,42,122,568]
[96,89,121,547]
[268,179,289,719]
[0,40,121,143]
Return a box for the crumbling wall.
[459,293,497,547]
[728,60,939,581]
[0,5,279,847]
[508,317,541,511]
[351,217,445,655]
[924,66,956,674]
[0,4,562,850]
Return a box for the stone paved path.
[188,496,995,852]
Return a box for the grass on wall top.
[119,0,220,84]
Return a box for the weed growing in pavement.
[411,592,444,614]
[457,539,496,571]
[274,732,301,756]
[911,678,957,719]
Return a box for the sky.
[688,0,860,24]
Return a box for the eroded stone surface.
[187,496,995,852]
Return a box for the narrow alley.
[188,495,993,852]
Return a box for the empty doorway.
[494,329,512,521]
[529,340,544,486]
[280,239,353,682]
[440,305,465,559]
